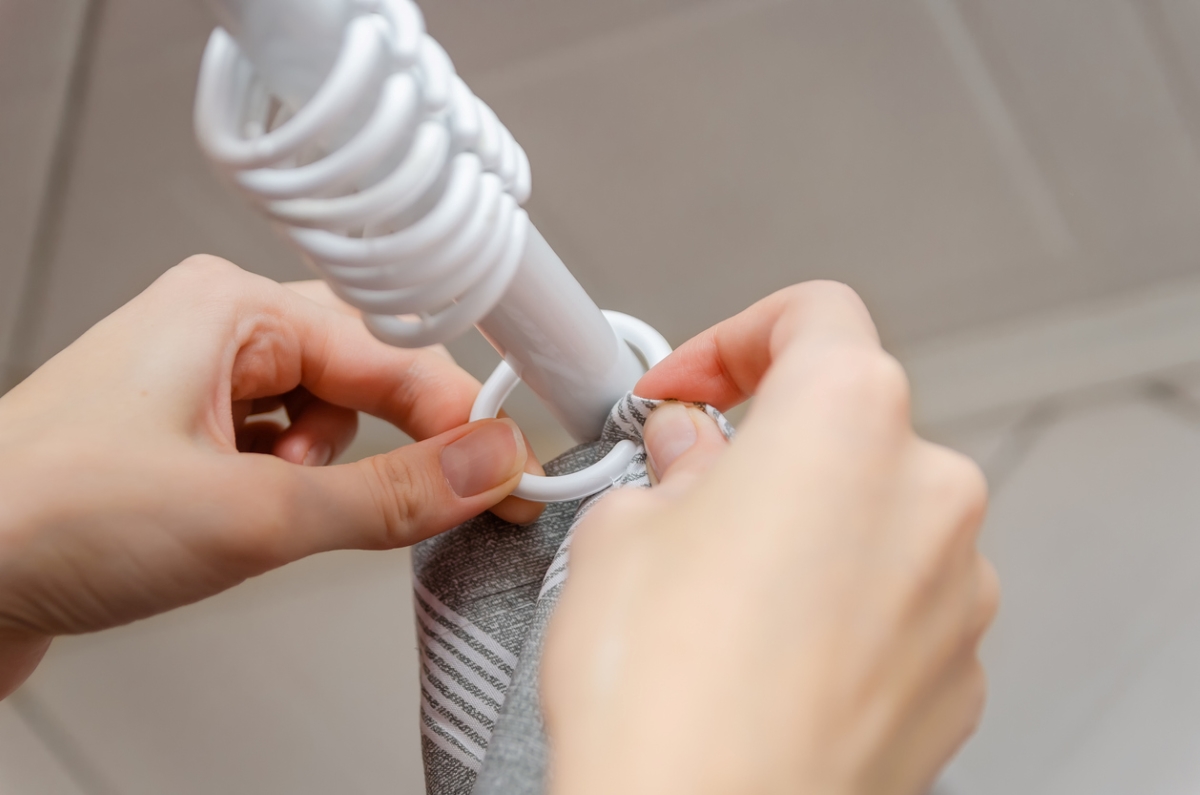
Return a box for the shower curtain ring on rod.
[470,312,673,503]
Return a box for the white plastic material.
[202,0,355,109]
[470,312,672,502]
[194,0,667,499]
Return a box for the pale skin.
[0,256,997,795]
[546,282,998,795]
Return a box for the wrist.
[0,445,53,699]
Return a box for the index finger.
[145,260,479,441]
[264,289,482,441]
[635,281,880,410]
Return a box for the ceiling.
[3,0,1200,449]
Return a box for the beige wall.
[5,1,1200,793]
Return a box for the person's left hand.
[0,256,543,697]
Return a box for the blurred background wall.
[4,0,1200,793]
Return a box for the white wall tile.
[898,272,1200,427]
[960,0,1200,296]
[0,701,85,795]
[1167,368,1200,406]
[25,0,1200,440]
[0,0,85,366]
[421,0,694,79]
[1157,0,1200,99]
[15,3,1200,793]
[25,0,306,371]
[1038,599,1200,794]
[24,549,425,795]
[941,399,1200,794]
[472,0,1072,350]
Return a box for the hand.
[542,282,998,795]
[0,256,543,698]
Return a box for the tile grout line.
[979,374,1200,497]
[471,0,791,97]
[918,0,1076,260]
[977,400,1060,495]
[1129,0,1200,173]
[899,270,1200,428]
[9,688,122,795]
[1144,378,1200,425]
[2,0,109,394]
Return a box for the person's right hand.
[542,282,998,795]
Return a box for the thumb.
[643,403,728,495]
[276,418,528,556]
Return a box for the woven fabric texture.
[412,395,735,795]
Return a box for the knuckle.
[810,346,912,422]
[963,660,989,736]
[919,443,989,531]
[956,454,990,512]
[156,256,247,306]
[907,455,994,609]
[362,453,427,547]
[168,254,241,285]
[783,279,867,313]
[976,556,1001,630]
[949,556,1000,657]
[864,352,912,415]
[772,281,869,345]
[778,280,874,338]
[940,449,990,527]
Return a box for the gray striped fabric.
[412,395,735,795]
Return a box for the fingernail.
[441,419,524,498]
[644,403,698,479]
[303,443,332,467]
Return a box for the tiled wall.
[9,0,1200,397]
[4,1,1200,793]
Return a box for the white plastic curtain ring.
[194,1,535,349]
[470,311,672,502]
